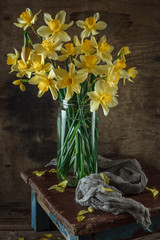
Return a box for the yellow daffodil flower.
[74,55,107,76]
[14,8,41,30]
[146,187,159,197]
[87,79,118,116]
[10,47,33,78]
[37,10,73,42]
[7,48,19,68]
[48,180,68,192]
[32,170,47,177]
[91,35,114,63]
[13,79,26,92]
[29,52,53,73]
[55,63,88,100]
[117,46,131,62]
[29,69,58,100]
[76,12,107,39]
[58,43,77,61]
[73,36,95,55]
[106,59,129,86]
[33,39,62,60]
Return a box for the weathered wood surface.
[0,205,159,240]
[21,164,160,237]
[0,0,160,209]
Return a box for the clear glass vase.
[57,100,98,187]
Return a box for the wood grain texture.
[0,0,160,208]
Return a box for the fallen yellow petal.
[57,237,61,239]
[44,233,53,237]
[146,187,159,197]
[18,238,24,240]
[78,210,89,216]
[48,180,68,192]
[88,206,94,213]
[101,187,114,192]
[32,170,47,177]
[57,180,68,188]
[100,173,110,185]
[77,215,85,222]
[49,168,57,173]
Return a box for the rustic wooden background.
[0,0,160,209]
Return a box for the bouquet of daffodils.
[7,8,137,116]
[7,9,138,184]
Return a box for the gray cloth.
[75,157,151,230]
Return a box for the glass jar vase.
[57,100,98,187]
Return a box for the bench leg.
[31,188,53,231]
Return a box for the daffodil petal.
[94,12,100,21]
[101,187,114,192]
[65,87,74,101]
[77,215,85,222]
[37,26,52,37]
[74,71,88,83]
[146,187,159,197]
[58,31,71,42]
[90,99,100,112]
[32,170,46,177]
[78,210,89,216]
[44,13,52,25]
[62,21,73,30]
[44,233,53,237]
[49,168,57,173]
[88,206,94,213]
[29,76,41,85]
[55,68,68,79]
[55,10,66,24]
[96,21,107,30]
[101,102,109,116]
[100,173,110,185]
[49,85,58,100]
[76,20,86,28]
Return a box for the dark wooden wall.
[0,0,160,207]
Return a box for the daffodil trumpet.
[7,9,138,186]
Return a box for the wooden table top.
[21,161,160,236]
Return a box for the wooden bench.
[21,161,160,240]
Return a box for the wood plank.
[0,230,65,240]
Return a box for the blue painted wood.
[93,216,160,240]
[31,188,36,231]
[31,188,52,231]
